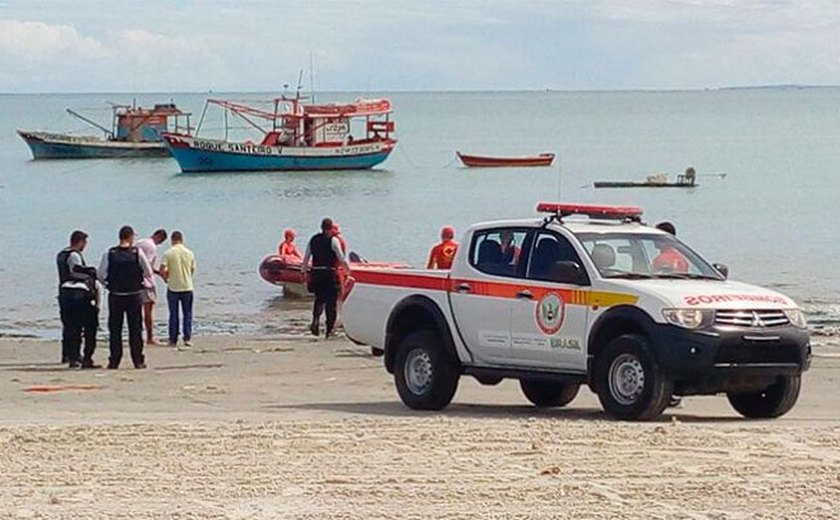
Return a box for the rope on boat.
[397,145,460,169]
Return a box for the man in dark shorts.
[98,225,153,369]
[56,230,100,368]
[303,217,350,338]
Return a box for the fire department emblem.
[535,292,565,335]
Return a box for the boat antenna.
[295,69,304,102]
[309,52,315,104]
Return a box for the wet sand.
[0,336,838,519]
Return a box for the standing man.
[56,230,100,368]
[303,217,349,338]
[426,226,459,269]
[160,231,196,347]
[136,228,167,346]
[99,225,152,369]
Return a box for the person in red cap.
[278,229,303,261]
[426,226,459,269]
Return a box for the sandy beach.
[0,333,838,519]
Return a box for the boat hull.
[164,134,396,172]
[594,181,697,188]
[456,151,555,168]
[18,131,169,159]
[259,255,409,298]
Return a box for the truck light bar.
[537,202,644,220]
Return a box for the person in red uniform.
[278,229,303,261]
[427,226,459,269]
[652,221,689,273]
[332,224,347,254]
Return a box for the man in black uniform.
[303,217,350,338]
[56,230,100,368]
[98,225,153,369]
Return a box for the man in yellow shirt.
[160,231,196,347]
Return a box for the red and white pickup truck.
[342,203,811,421]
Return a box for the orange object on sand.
[24,384,103,393]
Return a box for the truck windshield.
[575,232,723,280]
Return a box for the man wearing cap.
[426,226,459,269]
[99,225,153,369]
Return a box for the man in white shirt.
[135,229,167,345]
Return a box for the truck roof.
[470,217,669,236]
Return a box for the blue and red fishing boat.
[18,103,189,160]
[162,95,396,173]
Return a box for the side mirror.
[713,263,728,279]
[551,261,588,285]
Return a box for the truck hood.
[598,278,797,309]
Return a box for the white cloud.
[0,19,107,60]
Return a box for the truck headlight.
[662,309,709,329]
[783,308,807,329]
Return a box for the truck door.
[448,227,531,365]
[506,230,590,371]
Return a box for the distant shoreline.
[2,85,839,96]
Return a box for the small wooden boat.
[594,170,698,189]
[594,181,698,189]
[456,151,555,168]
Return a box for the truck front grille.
[715,309,789,328]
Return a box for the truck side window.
[469,228,529,278]
[527,232,584,283]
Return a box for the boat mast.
[65,108,114,139]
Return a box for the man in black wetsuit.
[98,225,153,369]
[56,230,100,368]
[303,217,350,338]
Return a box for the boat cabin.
[113,103,189,143]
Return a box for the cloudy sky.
[1,0,838,92]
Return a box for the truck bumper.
[651,324,811,395]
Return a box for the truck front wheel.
[519,380,580,408]
[594,333,673,421]
[727,375,801,419]
[394,331,459,410]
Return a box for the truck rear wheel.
[594,333,673,421]
[727,375,801,419]
[519,380,580,408]
[394,330,459,410]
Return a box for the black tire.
[727,375,801,419]
[394,330,459,410]
[519,379,580,408]
[594,333,673,421]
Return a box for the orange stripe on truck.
[350,268,638,308]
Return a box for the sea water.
[1,89,839,340]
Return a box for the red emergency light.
[536,202,644,220]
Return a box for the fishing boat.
[594,168,699,189]
[456,151,555,168]
[259,254,409,298]
[162,95,396,173]
[18,103,190,159]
